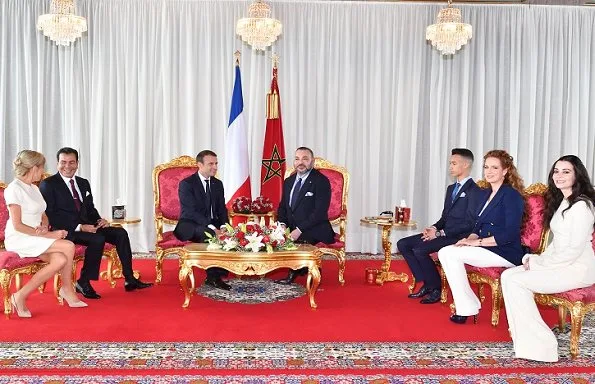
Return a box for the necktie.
[205,179,212,219]
[70,179,81,211]
[290,178,302,209]
[451,182,461,202]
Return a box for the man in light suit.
[275,147,335,285]
[40,147,153,299]
[173,150,231,290]
[396,148,482,304]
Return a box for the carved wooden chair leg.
[337,250,346,286]
[155,250,165,284]
[107,250,117,288]
[440,269,448,304]
[478,283,486,303]
[490,281,501,327]
[0,270,11,317]
[557,305,568,332]
[569,303,585,359]
[408,276,417,294]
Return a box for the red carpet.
[0,258,558,342]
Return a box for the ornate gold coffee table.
[360,217,417,285]
[180,243,323,309]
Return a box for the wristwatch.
[435,229,442,237]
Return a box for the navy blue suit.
[40,173,135,282]
[472,184,525,266]
[174,173,229,279]
[397,179,483,289]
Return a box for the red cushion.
[317,169,344,221]
[157,167,198,220]
[466,266,507,279]
[551,285,595,303]
[430,252,439,261]
[157,231,191,249]
[0,251,42,270]
[521,194,546,253]
[0,186,8,242]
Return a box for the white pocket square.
[460,192,466,198]
[305,192,314,197]
[85,191,91,197]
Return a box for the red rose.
[239,238,249,247]
[218,235,226,241]
[245,224,255,232]
[271,240,278,247]
[262,235,270,243]
[236,231,245,239]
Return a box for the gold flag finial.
[271,53,279,69]
[234,50,241,65]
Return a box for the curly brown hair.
[483,150,525,193]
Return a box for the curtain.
[1,0,594,253]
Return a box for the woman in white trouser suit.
[439,150,526,324]
[501,155,595,362]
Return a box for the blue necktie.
[451,182,461,202]
[290,178,302,209]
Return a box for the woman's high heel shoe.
[58,288,88,308]
[10,295,32,318]
[450,314,478,324]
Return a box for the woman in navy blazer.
[438,150,526,324]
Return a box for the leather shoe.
[75,281,101,299]
[408,285,431,298]
[124,278,154,292]
[275,270,299,285]
[420,289,441,304]
[450,314,478,324]
[205,277,232,291]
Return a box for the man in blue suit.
[174,150,231,290]
[275,147,335,284]
[397,148,482,304]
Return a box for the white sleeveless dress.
[4,179,56,257]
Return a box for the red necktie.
[70,179,81,211]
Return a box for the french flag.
[223,62,251,205]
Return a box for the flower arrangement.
[205,221,297,253]
[251,196,274,214]
[232,196,252,214]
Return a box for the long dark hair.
[544,155,595,230]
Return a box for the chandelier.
[426,0,472,55]
[236,0,282,51]
[37,0,87,46]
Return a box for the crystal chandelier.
[236,0,282,51]
[426,0,472,55]
[37,0,87,46]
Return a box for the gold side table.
[360,217,417,285]
[100,217,142,282]
[228,211,276,225]
[180,243,323,309]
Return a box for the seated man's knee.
[438,245,455,262]
[89,233,106,247]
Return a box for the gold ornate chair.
[285,157,349,285]
[0,181,51,317]
[465,182,549,326]
[153,155,199,283]
[534,231,595,358]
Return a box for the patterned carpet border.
[0,339,593,370]
[0,373,593,384]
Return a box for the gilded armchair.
[152,156,199,283]
[285,157,349,285]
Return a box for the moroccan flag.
[223,61,251,206]
[260,64,286,210]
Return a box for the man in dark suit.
[40,147,152,299]
[173,150,231,290]
[275,147,335,285]
[396,148,482,304]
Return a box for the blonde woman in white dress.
[501,155,595,362]
[4,150,87,318]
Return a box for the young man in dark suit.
[396,148,482,304]
[275,147,335,285]
[40,147,152,299]
[173,150,231,290]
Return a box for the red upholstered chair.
[465,182,549,327]
[285,157,349,285]
[0,182,50,317]
[152,156,198,283]
[534,231,595,358]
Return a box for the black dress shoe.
[408,285,431,298]
[450,314,478,324]
[75,281,101,299]
[205,278,232,291]
[420,289,441,304]
[274,270,299,285]
[124,278,154,292]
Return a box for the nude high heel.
[58,288,88,308]
[10,295,32,318]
